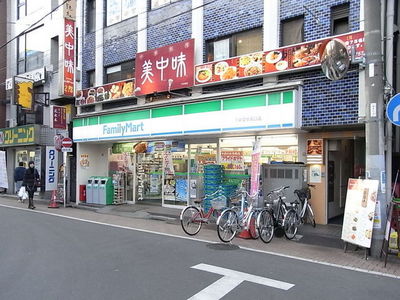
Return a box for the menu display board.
[341,178,379,248]
[194,31,365,86]
[75,78,135,106]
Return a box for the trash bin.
[79,185,86,202]
[98,177,114,205]
[86,177,95,204]
[92,177,100,204]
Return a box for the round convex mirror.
[321,38,350,81]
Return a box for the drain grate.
[206,243,240,250]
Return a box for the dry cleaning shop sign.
[102,121,145,137]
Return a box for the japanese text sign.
[0,125,36,146]
[51,106,67,129]
[63,18,75,97]
[194,31,365,86]
[135,39,194,96]
[63,0,76,20]
[45,146,58,191]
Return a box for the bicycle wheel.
[247,211,259,239]
[257,209,274,243]
[180,206,202,236]
[217,209,239,243]
[306,204,316,228]
[284,209,299,240]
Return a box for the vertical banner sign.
[45,146,58,191]
[51,106,67,129]
[62,18,75,96]
[250,141,261,199]
[0,151,9,189]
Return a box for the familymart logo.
[103,122,145,136]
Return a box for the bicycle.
[257,186,299,242]
[291,184,316,228]
[180,188,227,236]
[216,188,260,243]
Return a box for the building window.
[17,0,27,19]
[106,0,137,26]
[331,3,350,35]
[87,70,96,87]
[17,26,46,74]
[51,36,59,72]
[281,16,304,46]
[206,27,263,62]
[151,0,180,10]
[105,60,135,83]
[87,0,96,33]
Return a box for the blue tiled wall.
[147,0,192,50]
[203,0,263,41]
[280,0,360,41]
[103,17,138,67]
[82,32,95,88]
[279,68,359,127]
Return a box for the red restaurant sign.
[75,78,135,106]
[135,39,195,96]
[51,106,67,129]
[194,31,365,86]
[63,18,75,96]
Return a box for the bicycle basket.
[210,196,226,209]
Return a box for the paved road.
[0,206,399,300]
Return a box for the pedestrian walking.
[22,161,40,209]
[14,162,26,202]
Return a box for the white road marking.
[188,263,294,299]
[1,203,400,280]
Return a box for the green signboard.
[0,125,37,146]
[112,143,136,154]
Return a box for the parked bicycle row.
[180,182,316,244]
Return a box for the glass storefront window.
[16,150,35,167]
[136,152,163,203]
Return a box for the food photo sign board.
[194,31,364,86]
[341,178,379,248]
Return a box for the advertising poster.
[221,151,244,170]
[309,165,322,183]
[0,151,9,189]
[341,178,379,248]
[45,146,58,191]
[175,179,188,202]
[194,31,364,86]
[250,141,261,198]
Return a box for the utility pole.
[364,0,386,256]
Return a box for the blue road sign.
[387,93,400,126]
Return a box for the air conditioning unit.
[6,119,17,128]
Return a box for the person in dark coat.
[14,162,26,202]
[22,161,40,209]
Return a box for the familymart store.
[73,89,304,207]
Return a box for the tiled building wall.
[280,0,360,42]
[81,32,95,88]
[280,67,359,127]
[147,0,192,50]
[103,17,138,66]
[203,0,263,41]
[280,0,360,127]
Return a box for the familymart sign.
[73,92,299,142]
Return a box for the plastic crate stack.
[203,164,224,212]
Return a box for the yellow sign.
[15,81,33,109]
[0,125,36,146]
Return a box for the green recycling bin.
[98,177,114,205]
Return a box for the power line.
[0,0,70,51]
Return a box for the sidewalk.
[1,194,399,278]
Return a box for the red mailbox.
[79,185,86,202]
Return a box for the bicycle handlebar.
[266,186,289,197]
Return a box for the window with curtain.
[206,27,263,62]
[281,16,304,46]
[151,0,181,10]
[331,3,350,35]
[106,0,137,26]
[105,60,135,83]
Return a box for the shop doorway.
[327,138,365,224]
